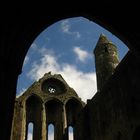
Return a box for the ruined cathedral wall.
[11,99,26,140]
[78,51,140,140]
[11,73,85,140]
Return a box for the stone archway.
[1,6,139,140]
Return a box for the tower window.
[105,46,108,53]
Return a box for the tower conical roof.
[96,34,110,45]
[94,34,115,54]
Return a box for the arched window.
[68,126,74,140]
[48,124,54,140]
[27,122,34,140]
[66,99,83,125]
[26,95,42,140]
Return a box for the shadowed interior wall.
[77,51,140,140]
[132,126,140,140]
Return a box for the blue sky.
[17,17,128,104]
[20,17,129,140]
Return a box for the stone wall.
[78,51,140,140]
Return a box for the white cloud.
[73,46,91,62]
[27,49,59,80]
[27,48,97,102]
[61,20,81,39]
[75,32,81,38]
[17,88,27,97]
[61,20,70,33]
[23,56,29,66]
[30,43,38,50]
[60,65,97,102]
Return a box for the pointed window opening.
[68,126,74,140]
[27,122,34,140]
[48,123,55,140]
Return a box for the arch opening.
[66,99,83,125]
[17,16,129,103]
[48,123,55,140]
[68,126,74,140]
[11,15,131,140]
[26,95,42,140]
[27,122,34,140]
[45,100,63,140]
[45,100,63,122]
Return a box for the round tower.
[94,34,119,91]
